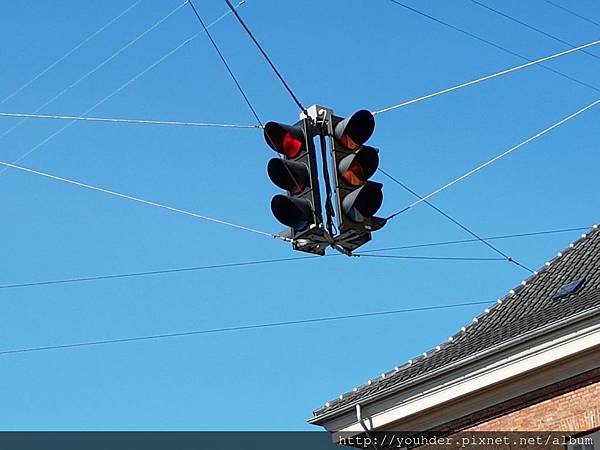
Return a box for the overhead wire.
[357,254,504,261]
[362,226,591,253]
[0,250,519,292]
[0,0,189,143]
[372,40,600,115]
[0,256,318,290]
[386,98,600,219]
[4,40,595,131]
[186,0,304,195]
[0,112,259,129]
[468,0,600,62]
[0,2,248,132]
[378,167,533,272]
[385,0,600,96]
[1,225,589,291]
[95,0,247,119]
[544,0,600,29]
[0,0,142,107]
[0,2,241,177]
[0,4,254,132]
[187,0,262,126]
[223,0,305,112]
[0,300,494,356]
[0,159,287,242]
[375,2,596,272]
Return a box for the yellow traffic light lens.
[339,133,359,150]
[289,183,304,195]
[343,161,365,186]
[267,158,308,194]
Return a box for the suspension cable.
[0,300,494,356]
[223,0,305,112]
[0,159,288,241]
[0,0,142,106]
[372,39,600,115]
[0,112,259,129]
[386,99,600,219]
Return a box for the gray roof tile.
[312,224,600,418]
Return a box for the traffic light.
[265,119,327,255]
[331,109,386,251]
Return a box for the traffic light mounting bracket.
[326,114,374,254]
[288,117,328,255]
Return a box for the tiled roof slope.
[312,224,600,418]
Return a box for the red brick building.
[309,225,600,448]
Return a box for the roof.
[311,223,600,421]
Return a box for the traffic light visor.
[267,158,308,194]
[342,182,383,222]
[339,146,379,186]
[271,195,313,231]
[334,110,375,150]
[264,122,305,158]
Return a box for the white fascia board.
[334,322,600,435]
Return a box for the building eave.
[308,305,600,428]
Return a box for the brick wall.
[410,381,600,450]
[469,381,600,432]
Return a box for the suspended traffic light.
[265,118,326,255]
[331,109,386,252]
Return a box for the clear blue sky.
[0,0,598,430]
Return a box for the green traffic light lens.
[271,195,311,231]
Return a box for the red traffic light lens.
[283,132,302,158]
[264,122,306,158]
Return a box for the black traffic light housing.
[330,110,386,252]
[265,119,327,255]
